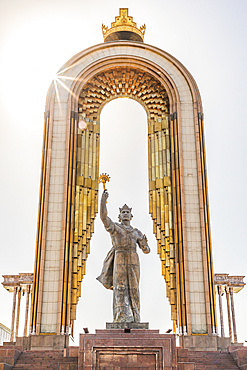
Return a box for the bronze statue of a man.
[97,189,150,323]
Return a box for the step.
[14,367,59,370]
[187,351,240,369]
[0,363,13,370]
[15,358,78,362]
[12,349,78,370]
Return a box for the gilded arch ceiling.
[77,67,170,122]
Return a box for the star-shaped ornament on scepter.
[98,174,110,202]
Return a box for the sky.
[0,0,246,346]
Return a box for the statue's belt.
[114,246,136,252]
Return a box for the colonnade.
[214,274,245,343]
[1,271,245,344]
[2,273,33,342]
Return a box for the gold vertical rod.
[92,132,97,181]
[158,131,163,178]
[61,112,76,333]
[174,113,187,333]
[66,113,76,330]
[77,131,81,177]
[79,187,84,238]
[95,131,100,214]
[155,132,159,179]
[171,113,188,332]
[151,132,155,181]
[162,129,167,177]
[88,131,93,179]
[198,113,217,332]
[68,114,77,327]
[148,133,152,184]
[96,132,100,182]
[81,131,86,176]
[170,115,182,331]
[30,113,49,331]
[74,188,79,243]
[84,131,89,178]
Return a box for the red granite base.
[1,332,243,369]
[78,329,177,370]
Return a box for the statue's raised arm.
[100,189,114,232]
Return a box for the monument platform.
[0,331,245,369]
[79,329,177,369]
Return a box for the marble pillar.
[10,287,17,342]
[229,287,237,343]
[15,288,21,339]
[226,287,232,342]
[23,285,30,337]
[217,285,225,337]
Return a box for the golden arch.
[31,43,216,337]
[72,65,174,323]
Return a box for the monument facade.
[30,8,217,349]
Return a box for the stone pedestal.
[79,329,177,370]
[14,334,69,351]
[29,335,69,350]
[106,322,149,329]
[228,345,247,369]
[179,335,231,352]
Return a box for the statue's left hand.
[143,234,148,245]
[140,234,150,254]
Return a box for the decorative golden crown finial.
[98,173,110,190]
[102,8,146,43]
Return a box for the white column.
[15,287,21,339]
[10,287,17,342]
[23,285,30,337]
[217,285,225,337]
[226,287,232,341]
[229,287,237,343]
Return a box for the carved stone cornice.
[214,273,245,293]
[2,273,33,293]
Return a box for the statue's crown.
[119,204,132,213]
[102,8,146,43]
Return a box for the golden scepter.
[98,174,110,202]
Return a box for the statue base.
[79,329,177,369]
[106,322,149,329]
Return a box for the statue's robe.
[97,220,150,323]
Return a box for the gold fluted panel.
[70,122,100,325]
[198,113,217,332]
[30,112,50,331]
[170,112,187,332]
[148,116,177,323]
[61,112,77,332]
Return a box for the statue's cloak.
[96,222,149,322]
[96,247,115,290]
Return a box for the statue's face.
[120,209,132,221]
